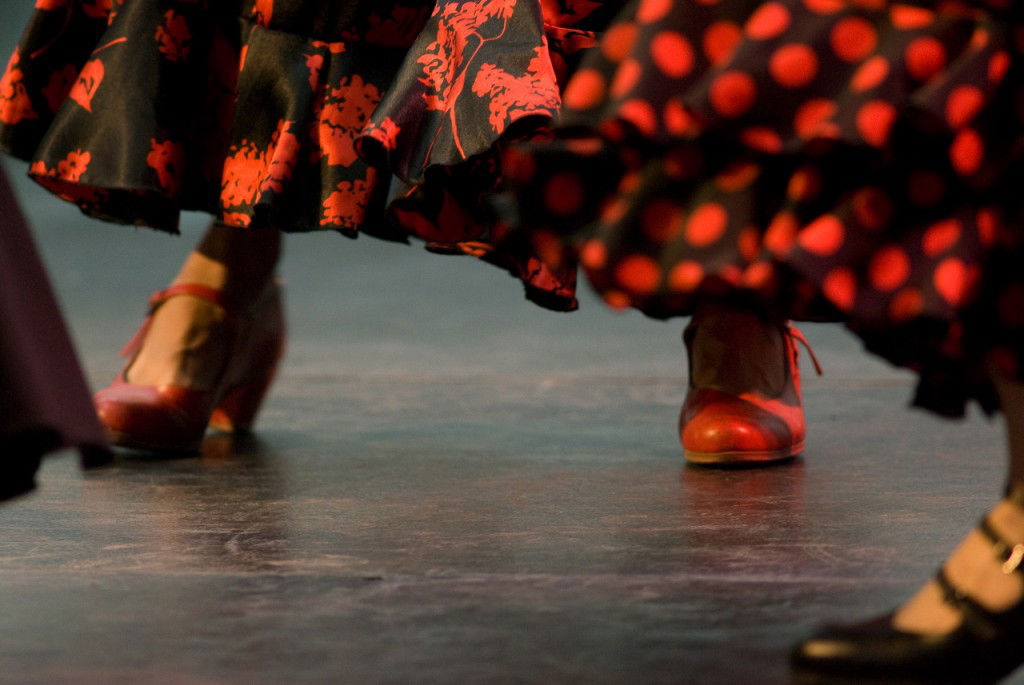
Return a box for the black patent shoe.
[791,494,1024,684]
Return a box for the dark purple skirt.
[0,165,109,500]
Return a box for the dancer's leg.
[892,374,1024,634]
[125,224,281,390]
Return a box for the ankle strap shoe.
[93,280,285,453]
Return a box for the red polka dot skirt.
[0,0,618,312]
[503,0,1024,416]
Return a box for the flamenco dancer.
[0,0,812,464]
[503,0,1024,680]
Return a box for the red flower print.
[305,54,323,91]
[471,46,559,135]
[32,149,92,182]
[321,176,373,229]
[221,120,300,208]
[57,149,91,181]
[35,0,67,9]
[418,0,516,112]
[221,212,253,228]
[221,139,266,207]
[0,49,38,125]
[253,0,273,27]
[364,116,401,152]
[69,59,104,112]
[261,120,300,195]
[41,64,78,113]
[156,10,191,63]
[318,75,382,167]
[146,138,185,196]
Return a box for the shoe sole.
[684,442,803,466]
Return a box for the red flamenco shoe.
[94,281,285,453]
[680,320,821,466]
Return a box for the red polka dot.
[668,260,705,292]
[977,208,997,246]
[637,0,672,23]
[562,69,606,110]
[922,218,961,256]
[600,198,629,224]
[715,161,760,191]
[704,21,743,64]
[794,99,837,139]
[770,43,819,88]
[615,254,661,294]
[544,172,584,215]
[890,5,934,30]
[610,59,642,97]
[738,226,760,261]
[869,245,910,291]
[746,3,790,40]
[823,268,857,311]
[619,99,658,136]
[934,257,969,306]
[855,100,897,146]
[950,128,984,176]
[851,56,890,92]
[651,31,695,78]
[602,22,637,62]
[663,99,697,135]
[531,231,565,269]
[905,37,946,81]
[603,290,632,309]
[799,215,845,256]
[764,212,799,254]
[709,71,757,117]
[908,170,944,207]
[580,239,607,269]
[743,262,775,288]
[740,126,784,153]
[643,199,684,242]
[852,187,892,230]
[804,0,844,13]
[787,166,822,201]
[685,203,729,246]
[831,17,878,63]
[563,138,604,156]
[970,27,990,51]
[990,51,1011,83]
[889,288,924,321]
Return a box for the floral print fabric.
[0,0,613,311]
[503,0,1024,416]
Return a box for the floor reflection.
[79,433,289,573]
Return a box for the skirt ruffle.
[502,0,1024,416]
[0,0,610,311]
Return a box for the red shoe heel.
[94,280,285,452]
[210,369,279,433]
[680,320,821,466]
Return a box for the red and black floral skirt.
[501,0,1024,416]
[0,0,618,311]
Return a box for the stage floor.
[0,6,1019,680]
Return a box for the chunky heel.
[209,369,278,433]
